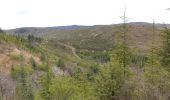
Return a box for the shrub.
[57,59,65,69]
[95,62,131,100]
[29,57,37,69]
[15,66,34,100]
[11,65,21,79]
[10,64,33,79]
[36,63,48,71]
[9,54,24,61]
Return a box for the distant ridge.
[4,22,170,51]
[46,25,91,30]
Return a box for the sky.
[0,0,170,29]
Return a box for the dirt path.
[57,42,81,59]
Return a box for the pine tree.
[160,25,170,70]
[16,66,34,100]
[143,20,170,100]
[113,8,131,76]
[95,62,128,100]
[146,19,161,69]
[40,63,54,100]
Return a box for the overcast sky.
[0,0,170,29]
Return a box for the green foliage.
[40,52,46,61]
[90,63,100,74]
[51,76,78,100]
[15,66,34,100]
[30,57,37,69]
[2,19,170,100]
[36,63,48,71]
[10,64,33,79]
[130,54,148,68]
[95,62,131,100]
[77,50,111,63]
[37,74,97,100]
[92,11,132,100]
[85,63,100,81]
[143,66,170,100]
[27,34,42,48]
[93,52,110,62]
[9,54,24,61]
[112,44,131,76]
[113,11,131,77]
[140,22,170,100]
[50,76,96,100]
[146,21,161,68]
[39,65,55,100]
[160,27,170,69]
[0,32,41,54]
[57,58,65,69]
[67,67,98,99]
[11,64,19,79]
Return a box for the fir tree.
[40,63,54,100]
[113,8,131,76]
[16,66,34,100]
[160,25,170,69]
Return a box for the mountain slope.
[45,22,164,52]
[5,22,167,52]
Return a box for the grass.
[9,54,23,61]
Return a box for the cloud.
[17,10,30,15]
[0,0,170,29]
[166,8,170,11]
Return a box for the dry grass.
[0,42,41,75]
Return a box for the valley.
[0,22,170,100]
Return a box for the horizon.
[3,22,169,30]
[1,0,170,29]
